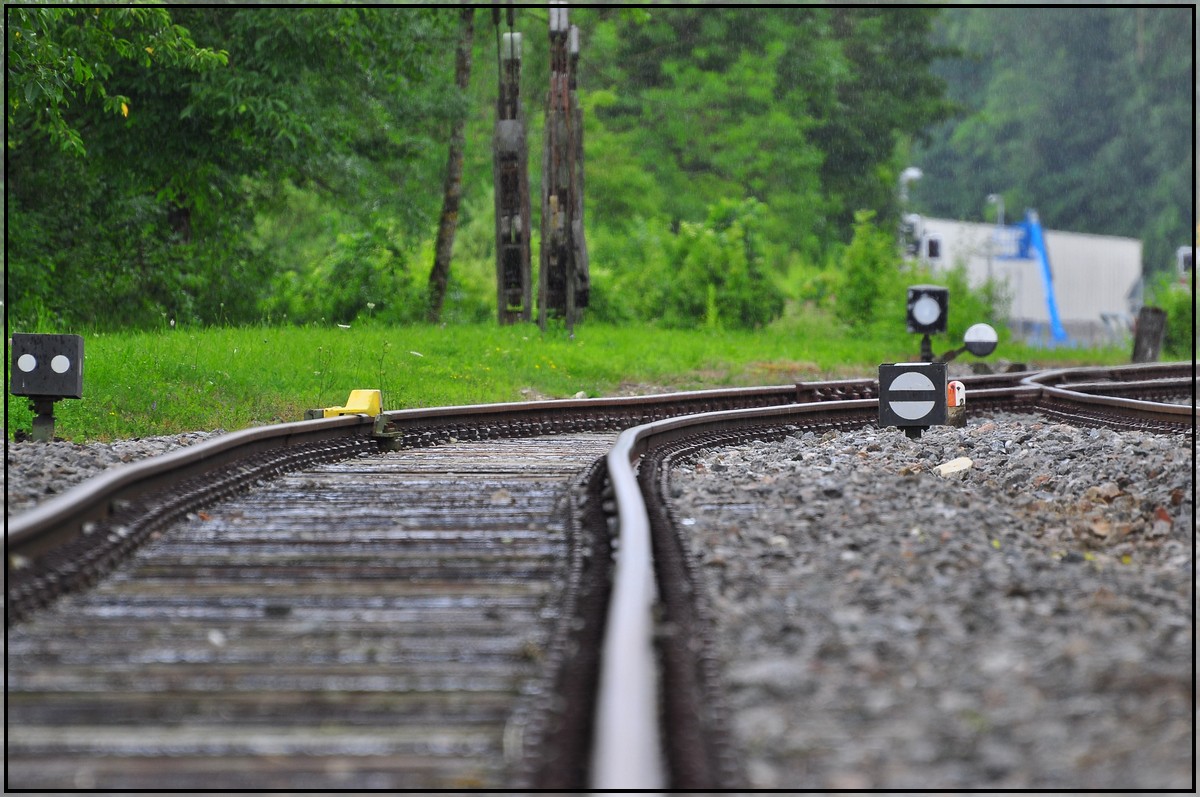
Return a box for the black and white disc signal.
[878,362,947,430]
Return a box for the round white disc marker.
[889,371,936,420]
[911,295,942,327]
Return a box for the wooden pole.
[539,4,587,332]
[1131,305,1167,362]
[494,26,532,324]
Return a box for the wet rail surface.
[7,435,616,790]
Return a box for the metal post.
[30,397,58,442]
[920,334,934,362]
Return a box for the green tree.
[835,210,896,328]
[912,7,1192,274]
[428,8,475,323]
[7,7,459,330]
[582,7,954,255]
[6,7,228,156]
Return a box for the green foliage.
[7,7,228,156]
[1147,272,1195,360]
[7,8,457,332]
[584,217,675,325]
[583,7,952,252]
[421,186,504,325]
[806,9,959,238]
[913,7,1192,275]
[18,4,1169,348]
[588,198,784,330]
[8,7,960,334]
[264,229,427,326]
[835,210,897,327]
[662,199,785,329]
[7,148,262,330]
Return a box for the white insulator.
[550,5,568,32]
[501,32,522,63]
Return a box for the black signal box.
[879,362,947,430]
[906,285,949,335]
[10,334,85,399]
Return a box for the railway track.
[6,363,1193,789]
[8,435,616,789]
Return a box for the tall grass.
[6,319,1132,442]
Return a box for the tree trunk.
[427,8,474,323]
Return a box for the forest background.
[6,5,1194,349]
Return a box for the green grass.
[7,318,1135,442]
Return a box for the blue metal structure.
[998,209,1069,343]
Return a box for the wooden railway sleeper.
[7,437,378,625]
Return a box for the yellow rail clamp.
[323,389,382,418]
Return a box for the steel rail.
[6,386,812,566]
[7,414,377,560]
[589,367,1187,789]
[594,398,875,790]
[1038,362,1193,382]
[7,363,1189,789]
[3,370,1059,563]
[1048,377,1195,397]
[1020,361,1193,390]
[373,384,802,442]
[1022,364,1195,427]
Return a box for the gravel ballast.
[5,431,224,516]
[6,407,1193,789]
[668,412,1193,789]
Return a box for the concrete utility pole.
[493,6,532,324]
[539,3,588,332]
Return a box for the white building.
[910,216,1143,346]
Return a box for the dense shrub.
[588,198,785,330]
[262,229,428,326]
[1148,271,1194,359]
[7,152,262,331]
[834,210,896,328]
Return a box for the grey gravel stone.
[6,431,224,516]
[670,412,1193,790]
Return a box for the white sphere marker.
[17,354,37,373]
[51,355,71,374]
